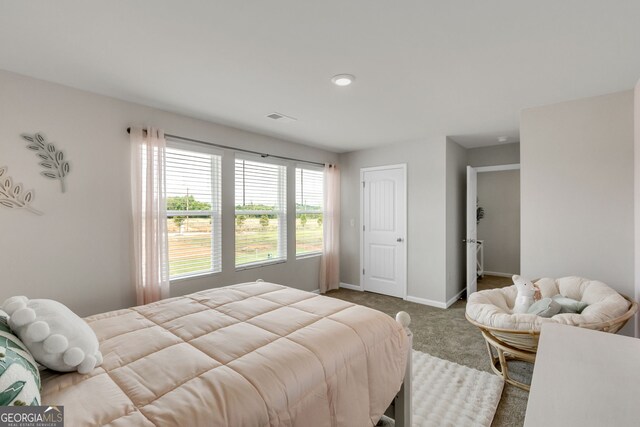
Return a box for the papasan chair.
[466,276,637,390]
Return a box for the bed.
[39,281,411,426]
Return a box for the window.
[166,141,221,279]
[235,157,287,267]
[296,167,324,256]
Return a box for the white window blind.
[235,157,287,267]
[166,141,221,279]
[296,167,324,256]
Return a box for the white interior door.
[466,166,478,296]
[362,165,407,298]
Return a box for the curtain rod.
[126,127,326,167]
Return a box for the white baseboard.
[340,282,363,291]
[483,271,515,278]
[446,289,466,308]
[310,289,321,294]
[340,284,462,309]
[405,295,447,309]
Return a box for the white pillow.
[2,297,102,374]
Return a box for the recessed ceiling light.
[331,74,355,87]
[498,136,508,143]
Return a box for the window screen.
[166,142,221,278]
[296,167,324,256]
[235,157,287,267]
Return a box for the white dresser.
[525,322,640,427]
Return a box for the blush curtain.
[131,127,170,305]
[319,164,340,293]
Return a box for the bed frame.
[384,311,413,427]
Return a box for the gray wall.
[467,142,520,167]
[445,138,467,302]
[521,90,634,335]
[0,70,338,316]
[477,170,520,275]
[339,139,447,303]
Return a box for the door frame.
[467,162,521,296]
[466,166,478,298]
[475,164,520,173]
[360,163,408,299]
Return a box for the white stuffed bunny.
[2,296,102,374]
[512,275,537,314]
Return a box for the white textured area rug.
[411,350,504,427]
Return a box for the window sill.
[235,259,286,272]
[170,270,220,283]
[296,252,323,260]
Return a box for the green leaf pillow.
[0,312,41,406]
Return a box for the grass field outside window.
[168,217,324,276]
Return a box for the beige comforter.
[41,282,409,426]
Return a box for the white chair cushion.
[466,277,630,331]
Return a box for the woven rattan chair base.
[466,295,637,391]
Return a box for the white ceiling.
[1,1,639,152]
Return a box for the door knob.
[397,238,404,242]
[463,239,477,244]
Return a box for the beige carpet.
[326,288,530,427]
[478,275,513,292]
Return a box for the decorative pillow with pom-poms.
[2,297,103,375]
[0,310,41,406]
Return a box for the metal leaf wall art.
[0,167,42,215]
[20,133,70,193]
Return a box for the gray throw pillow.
[527,298,561,318]
[552,295,588,314]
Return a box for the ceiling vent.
[266,112,297,123]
